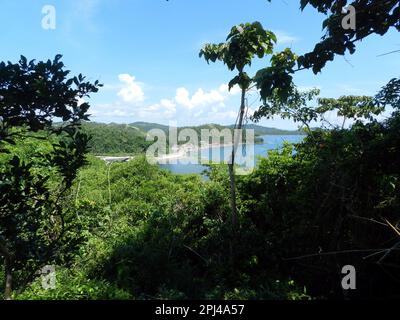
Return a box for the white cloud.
[274,30,299,45]
[175,87,225,109]
[191,88,225,107]
[91,102,130,118]
[117,74,145,103]
[160,99,176,110]
[175,87,193,108]
[143,100,177,119]
[175,84,240,110]
[91,80,245,124]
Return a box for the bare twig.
[348,215,388,227]
[183,245,208,265]
[377,49,400,57]
[378,241,400,264]
[384,218,400,237]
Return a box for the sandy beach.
[154,141,246,162]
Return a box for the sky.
[0,0,399,129]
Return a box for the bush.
[16,268,132,300]
[237,115,400,298]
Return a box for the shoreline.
[154,141,248,162]
[96,134,303,163]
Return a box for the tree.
[250,0,399,125]
[266,0,400,74]
[200,22,296,229]
[317,95,382,128]
[252,87,321,131]
[253,88,384,130]
[375,78,400,110]
[0,55,101,299]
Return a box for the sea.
[159,135,304,175]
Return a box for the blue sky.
[1,0,399,129]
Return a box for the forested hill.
[235,124,306,135]
[82,122,305,155]
[132,121,305,135]
[82,122,151,155]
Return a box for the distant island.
[82,121,305,156]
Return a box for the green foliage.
[317,95,382,124]
[81,122,151,155]
[215,280,310,300]
[234,124,306,136]
[200,22,276,73]
[238,110,400,298]
[0,55,101,298]
[293,0,400,73]
[252,87,320,127]
[200,21,297,100]
[254,48,298,101]
[16,268,131,300]
[13,93,400,299]
[199,21,288,229]
[375,78,400,110]
[81,122,276,156]
[0,55,100,133]
[14,155,307,300]
[253,88,385,131]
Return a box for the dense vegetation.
[0,55,101,299]
[6,156,308,300]
[81,122,151,155]
[1,0,399,301]
[1,73,399,300]
[3,96,399,299]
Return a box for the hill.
[83,122,304,155]
[229,124,306,136]
[129,122,170,132]
[81,122,152,155]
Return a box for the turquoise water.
[159,135,304,175]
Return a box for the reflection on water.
[159,135,304,175]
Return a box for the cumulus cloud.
[91,78,246,124]
[175,84,240,110]
[142,99,177,119]
[160,99,176,110]
[175,87,224,109]
[117,74,145,103]
[175,88,191,108]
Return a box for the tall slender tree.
[200,22,297,229]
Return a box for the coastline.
[154,141,248,162]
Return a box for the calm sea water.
[159,135,304,175]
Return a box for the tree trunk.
[228,164,238,228]
[228,87,247,229]
[4,257,12,300]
